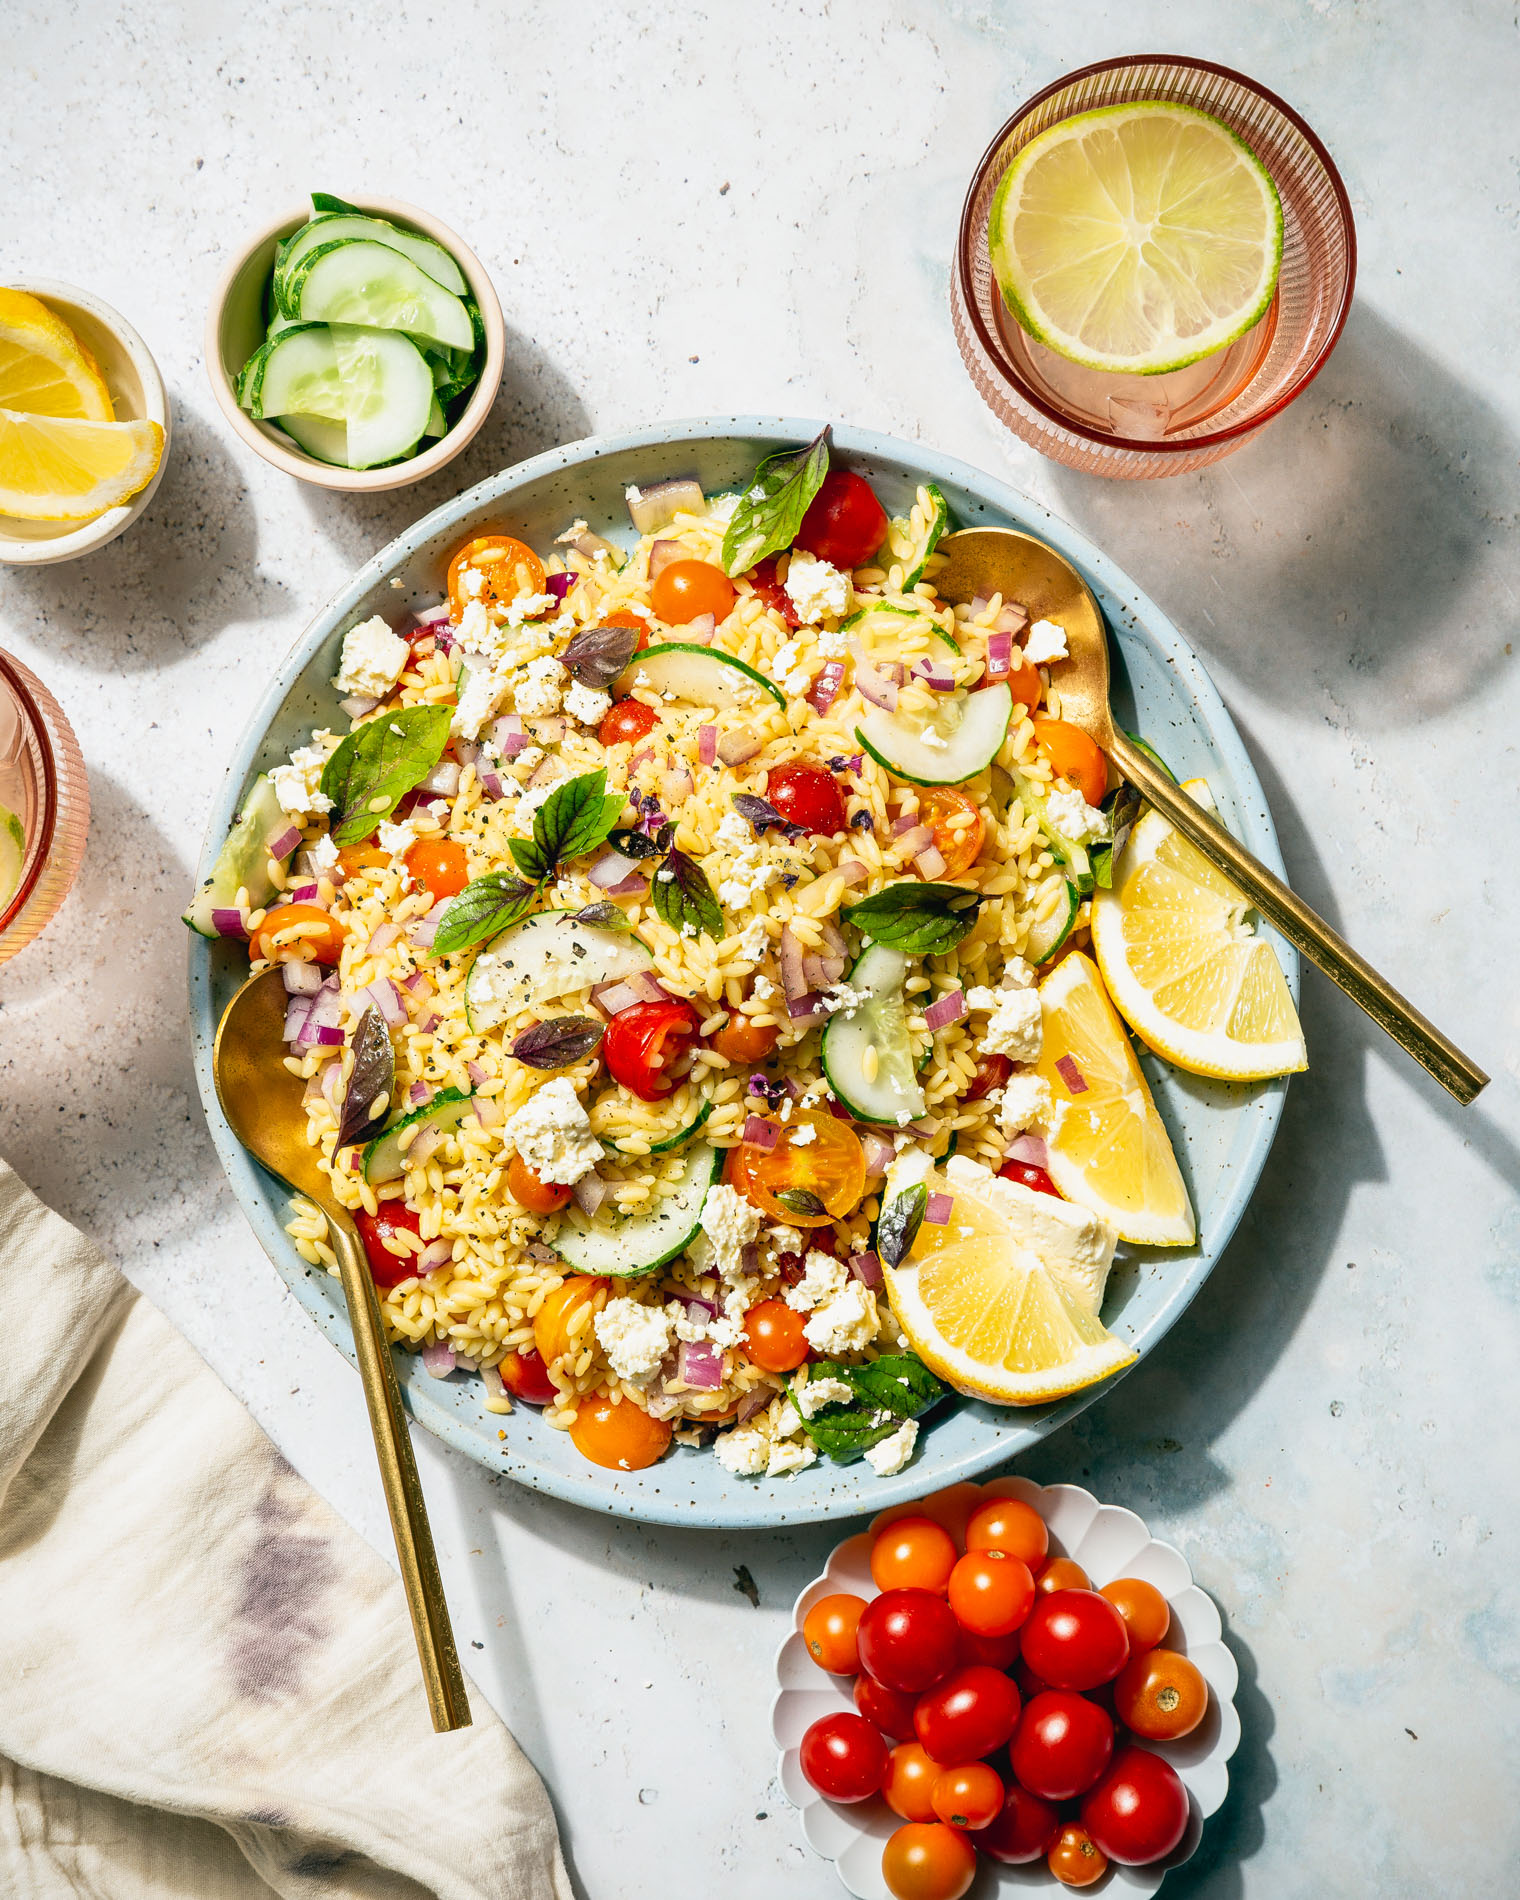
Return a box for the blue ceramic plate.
[188,418,1295,1528]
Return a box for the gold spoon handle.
[1107,731,1488,1106]
[327,1211,472,1731]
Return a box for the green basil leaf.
[842,880,987,956]
[651,846,725,942]
[877,1181,927,1269]
[526,768,627,881]
[721,426,831,577]
[319,705,452,847]
[432,872,537,957]
[851,1354,949,1419]
[508,834,549,882]
[788,1352,950,1463]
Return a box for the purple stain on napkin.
[226,1474,341,1703]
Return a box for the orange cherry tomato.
[1032,716,1108,809]
[872,1516,960,1596]
[1111,1647,1209,1740]
[650,557,737,627]
[965,1497,1049,1569]
[602,606,653,653]
[250,902,345,965]
[742,1298,809,1373]
[1007,653,1044,714]
[532,1275,609,1366]
[336,842,392,877]
[709,1014,780,1063]
[880,1821,977,1900]
[947,1552,1035,1637]
[932,1761,1005,1831]
[403,836,469,903]
[447,533,546,619]
[569,1395,672,1470]
[912,788,985,879]
[1099,1577,1171,1654]
[883,1742,942,1823]
[507,1152,573,1215]
[803,1593,867,1674]
[1035,1557,1091,1597]
[1048,1823,1108,1888]
[723,1109,867,1227]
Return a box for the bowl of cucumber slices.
[206,192,504,491]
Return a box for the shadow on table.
[1161,1628,1275,1900]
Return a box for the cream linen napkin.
[0,1158,571,1900]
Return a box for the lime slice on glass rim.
[989,100,1283,375]
[0,804,24,910]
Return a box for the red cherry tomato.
[857,1589,961,1695]
[997,1160,1062,1197]
[601,997,702,1100]
[855,1672,919,1742]
[498,1347,556,1405]
[650,557,737,627]
[1014,1654,1056,1701]
[1021,1590,1130,1692]
[1080,1746,1190,1866]
[966,1497,1049,1568]
[963,1053,1012,1102]
[742,1297,809,1373]
[871,1515,959,1596]
[766,761,849,836]
[597,698,659,748]
[980,1781,1060,1864]
[1009,1690,1115,1802]
[880,1821,977,1900]
[353,1200,424,1287]
[913,1665,1021,1766]
[795,469,888,569]
[802,1594,866,1675]
[747,555,801,627]
[957,1625,1021,1671]
[931,1760,1004,1831]
[799,1712,890,1804]
[947,1552,1035,1637]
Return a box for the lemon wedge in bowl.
[1091,778,1307,1082]
[881,1153,1135,1406]
[0,288,114,422]
[0,409,164,521]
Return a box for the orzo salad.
[189,428,1303,1482]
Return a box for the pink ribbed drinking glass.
[0,651,90,964]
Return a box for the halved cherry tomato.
[354,1199,424,1288]
[766,760,848,835]
[881,1821,977,1900]
[947,1551,1035,1637]
[1006,652,1044,715]
[447,533,546,618]
[602,606,652,652]
[709,1014,779,1063]
[932,1761,1004,1831]
[403,836,469,903]
[964,1053,1013,1103]
[872,1516,960,1596]
[884,1742,942,1823]
[1112,1647,1208,1740]
[1099,1578,1171,1654]
[507,1152,573,1214]
[336,843,392,878]
[1048,1824,1108,1888]
[965,1497,1049,1569]
[998,1160,1061,1197]
[795,469,889,569]
[1034,1557,1091,1596]
[250,902,345,965]
[746,555,801,627]
[724,1108,867,1226]
[1032,716,1108,809]
[532,1275,609,1365]
[742,1298,809,1373]
[569,1395,672,1470]
[650,557,737,626]
[602,998,702,1101]
[912,788,985,878]
[856,1673,920,1742]
[597,697,660,749]
[802,1593,866,1674]
[498,1347,557,1405]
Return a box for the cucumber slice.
[423,395,447,438]
[364,1087,475,1185]
[287,240,474,352]
[240,323,349,421]
[821,943,927,1125]
[841,601,958,658]
[896,482,955,587]
[464,910,654,1031]
[555,1142,723,1278]
[1009,765,1093,894]
[277,412,350,465]
[616,642,787,712]
[244,324,435,469]
[183,773,295,936]
[856,682,1013,788]
[1024,877,1079,963]
[275,214,469,312]
[603,1097,714,1155]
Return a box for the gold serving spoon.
[934,526,1488,1106]
[214,966,471,1730]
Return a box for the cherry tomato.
[741,1297,809,1373]
[336,842,392,877]
[914,1665,1021,1765]
[1021,1591,1130,1692]
[532,1275,608,1365]
[799,1712,890,1804]
[250,902,345,965]
[507,1152,573,1214]
[931,1761,1004,1831]
[884,1741,942,1822]
[1034,1557,1091,1596]
[795,469,889,570]
[1014,1654,1056,1701]
[1010,1690,1115,1801]
[855,1672,919,1742]
[353,1200,424,1288]
[602,607,652,652]
[724,1108,866,1227]
[857,1589,961,1695]
[965,1498,1049,1569]
[1048,1824,1108,1888]
[998,1160,1061,1197]
[1112,1647,1208,1741]
[1032,716,1108,809]
[602,997,702,1101]
[650,557,737,627]
[871,1516,959,1596]
[746,555,801,627]
[912,788,985,878]
[447,533,546,618]
[1080,1746,1190,1866]
[881,1822,976,1900]
[766,760,849,836]
[980,1781,1060,1864]
[947,1551,1035,1637]
[1006,652,1044,715]
[957,1625,1021,1670]
[963,1053,1012,1103]
[1100,1578,1171,1654]
[568,1395,672,1470]
[400,836,469,902]
[709,1014,779,1063]
[803,1594,866,1674]
[597,697,659,749]
[497,1346,557,1405]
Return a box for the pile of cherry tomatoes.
[795,1497,1211,1897]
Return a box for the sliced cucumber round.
[275,213,468,312]
[183,773,294,936]
[364,1087,475,1185]
[602,1096,714,1155]
[287,240,475,353]
[841,601,958,657]
[240,322,349,421]
[555,1142,723,1278]
[897,482,955,587]
[1024,877,1079,964]
[856,682,1013,788]
[464,910,654,1031]
[615,642,787,712]
[821,943,927,1125]
[423,395,448,439]
[277,411,351,465]
[252,324,435,469]
[1008,764,1093,894]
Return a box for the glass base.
[0,651,90,966]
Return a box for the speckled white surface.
[2,3,1518,1895]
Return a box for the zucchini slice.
[274,212,469,310]
[856,682,1013,789]
[554,1142,724,1278]
[364,1087,476,1185]
[463,910,654,1031]
[183,773,294,936]
[841,601,958,658]
[820,943,927,1125]
[1009,765,1093,894]
[615,642,786,712]
[286,239,475,352]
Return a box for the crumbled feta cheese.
[270,733,337,820]
[997,1071,1055,1136]
[765,1224,804,1264]
[1045,787,1109,844]
[452,661,510,741]
[460,567,485,599]
[506,592,556,627]
[564,679,611,726]
[817,627,849,658]
[792,1375,855,1419]
[514,745,545,774]
[823,980,873,1017]
[625,484,644,508]
[716,841,787,909]
[864,1417,919,1477]
[377,818,416,856]
[501,1077,601,1185]
[713,1425,770,1477]
[594,1297,672,1381]
[784,550,851,623]
[767,638,813,696]
[804,1282,879,1356]
[737,915,768,960]
[790,1124,817,1147]
[1024,618,1068,666]
[751,975,776,1001]
[699,1183,763,1277]
[717,810,754,852]
[918,726,947,748]
[555,518,589,544]
[517,770,569,820]
[307,833,339,872]
[766,1437,818,1478]
[333,616,410,699]
[785,1250,847,1312]
[513,656,565,718]
[455,599,494,656]
[977,986,1043,1063]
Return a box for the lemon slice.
[0,409,163,521]
[1091,779,1306,1081]
[0,289,114,421]
[989,101,1283,374]
[882,1155,1135,1406]
[1033,950,1195,1246]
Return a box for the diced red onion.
[663,768,694,804]
[455,738,481,767]
[895,824,933,858]
[491,711,524,745]
[627,478,705,534]
[648,538,683,580]
[419,1238,454,1272]
[628,746,654,773]
[211,907,248,938]
[677,1340,724,1389]
[339,694,380,719]
[913,657,956,692]
[571,529,620,561]
[735,1385,773,1424]
[787,992,825,1022]
[409,903,453,948]
[589,848,643,891]
[697,725,717,767]
[525,1240,558,1263]
[288,882,320,903]
[850,640,899,712]
[430,623,456,653]
[408,1124,445,1168]
[987,631,1013,679]
[593,980,643,1017]
[807,661,846,715]
[891,810,923,837]
[715,729,761,766]
[402,970,431,995]
[366,921,401,955]
[645,1389,682,1420]
[741,1115,778,1151]
[675,1291,721,1320]
[266,824,302,861]
[848,1250,884,1289]
[836,858,869,887]
[418,1013,441,1033]
[572,1172,609,1217]
[1055,1055,1089,1095]
[740,1241,761,1275]
[474,1097,504,1128]
[283,995,314,1044]
[419,760,461,796]
[819,917,848,958]
[415,603,452,627]
[363,978,407,1028]
[779,925,808,1002]
[861,1132,896,1175]
[903,1115,938,1136]
[479,769,507,800]
[677,612,716,645]
[1006,1133,1050,1167]
[924,1191,954,1225]
[408,1081,435,1108]
[802,953,829,992]
[997,603,1030,635]
[320,1060,344,1111]
[282,960,323,996]
[422,1341,457,1376]
[313,1024,345,1047]
[915,844,948,879]
[545,571,577,602]
[924,988,966,1032]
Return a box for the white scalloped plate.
[772,1478,1240,1896]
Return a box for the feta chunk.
[594,1297,672,1382]
[766,1436,818,1477]
[716,810,754,852]
[784,550,851,623]
[1045,787,1109,845]
[333,616,410,699]
[864,1417,919,1477]
[975,986,1044,1064]
[307,833,339,873]
[699,1183,763,1277]
[377,818,416,856]
[713,1425,770,1477]
[517,769,569,819]
[513,656,565,718]
[785,1250,847,1313]
[918,726,947,749]
[996,1071,1055,1136]
[452,661,510,741]
[455,598,495,656]
[501,1077,601,1185]
[1024,618,1068,666]
[270,734,336,820]
[803,1282,879,1356]
[564,680,612,727]
[506,592,556,627]
[792,1375,855,1420]
[716,841,787,910]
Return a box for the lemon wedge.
[1033,949,1195,1246]
[1091,779,1306,1081]
[0,409,163,521]
[0,289,114,422]
[882,1154,1135,1406]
